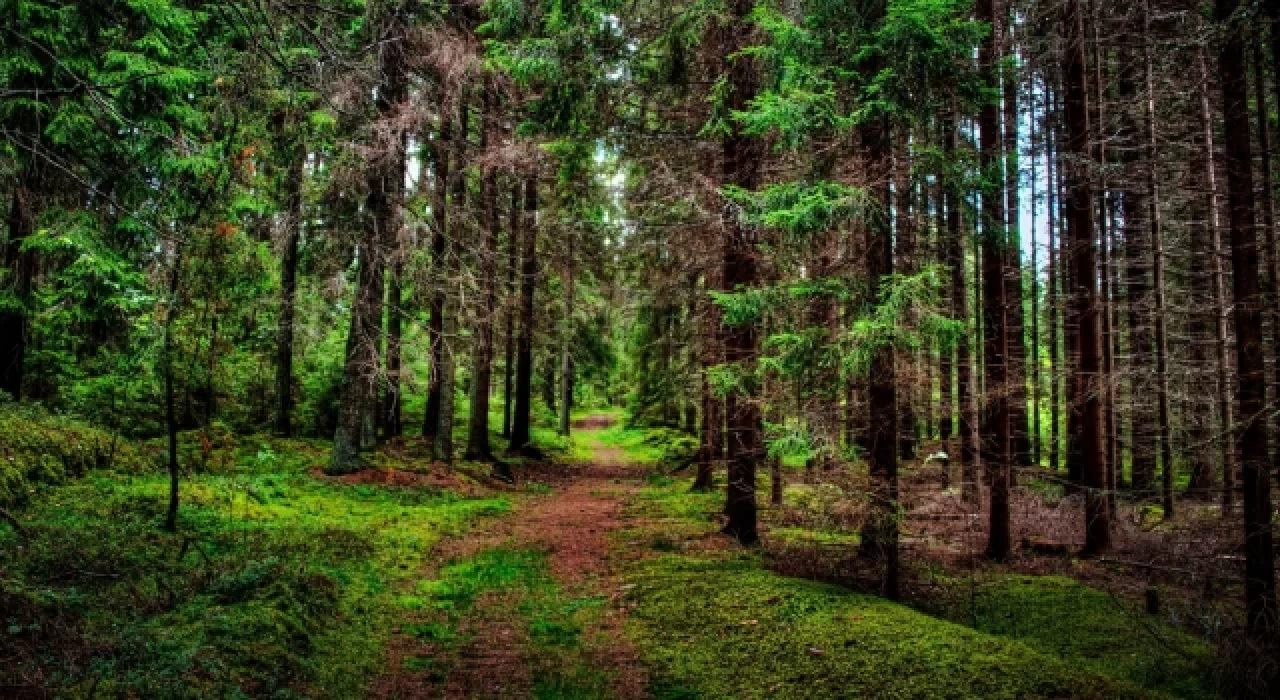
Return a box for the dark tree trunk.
[274,147,304,436]
[424,119,451,442]
[503,184,519,439]
[944,111,979,505]
[1063,0,1110,555]
[466,85,499,463]
[163,244,183,531]
[694,271,722,492]
[1217,0,1277,635]
[978,0,1011,560]
[719,0,765,547]
[559,236,574,436]
[331,13,405,473]
[384,263,402,438]
[434,94,469,463]
[510,176,538,452]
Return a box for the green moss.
[0,437,509,697]
[958,575,1217,698]
[0,405,146,506]
[623,555,1132,699]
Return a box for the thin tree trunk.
[1141,0,1174,517]
[945,111,979,505]
[559,236,574,436]
[466,84,499,462]
[434,94,468,463]
[1253,32,1280,467]
[274,148,304,436]
[163,244,183,531]
[1216,0,1278,635]
[510,176,538,452]
[1048,92,1062,474]
[1063,0,1110,555]
[503,184,519,439]
[384,264,402,439]
[424,119,450,442]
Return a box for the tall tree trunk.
[895,139,918,461]
[163,244,183,531]
[1141,0,1174,516]
[558,236,574,436]
[694,267,723,492]
[1216,0,1278,635]
[1186,52,1219,495]
[978,0,1011,560]
[719,0,765,546]
[1063,0,1110,555]
[945,110,979,505]
[1253,31,1280,468]
[424,119,451,442]
[434,94,468,463]
[510,176,538,452]
[1048,97,1063,474]
[1,183,35,401]
[503,184,519,439]
[466,84,499,462]
[1003,19,1031,470]
[274,148,304,436]
[384,265,403,438]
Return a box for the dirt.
[373,417,649,699]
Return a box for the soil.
[373,417,648,699]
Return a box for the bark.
[1003,21,1031,470]
[1217,0,1277,635]
[466,85,499,462]
[510,176,538,452]
[1063,0,1110,555]
[503,184,519,439]
[1253,31,1280,468]
[978,0,1011,561]
[332,11,404,472]
[384,263,402,438]
[1186,52,1220,495]
[274,147,305,436]
[719,0,765,547]
[558,236,574,436]
[434,95,468,463]
[163,244,182,531]
[694,271,722,492]
[1048,96,1062,474]
[424,120,451,441]
[1141,0,1174,517]
[944,110,979,505]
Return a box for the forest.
[2,0,1280,696]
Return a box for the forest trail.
[375,415,651,699]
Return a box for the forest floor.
[0,408,1223,698]
[368,415,1219,699]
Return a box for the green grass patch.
[0,434,508,697]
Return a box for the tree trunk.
[719,0,765,547]
[1216,0,1278,635]
[424,119,451,442]
[1063,0,1110,555]
[384,263,402,438]
[558,236,574,436]
[466,84,499,462]
[163,244,183,531]
[1141,0,1174,516]
[503,184,519,439]
[978,0,1011,561]
[944,110,979,505]
[274,147,304,436]
[434,94,468,463]
[510,176,538,452]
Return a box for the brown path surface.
[374,421,648,699]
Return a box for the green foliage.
[843,264,963,377]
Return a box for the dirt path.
[375,420,649,699]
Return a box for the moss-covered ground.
[0,409,1221,698]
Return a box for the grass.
[0,431,509,698]
[401,546,614,698]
